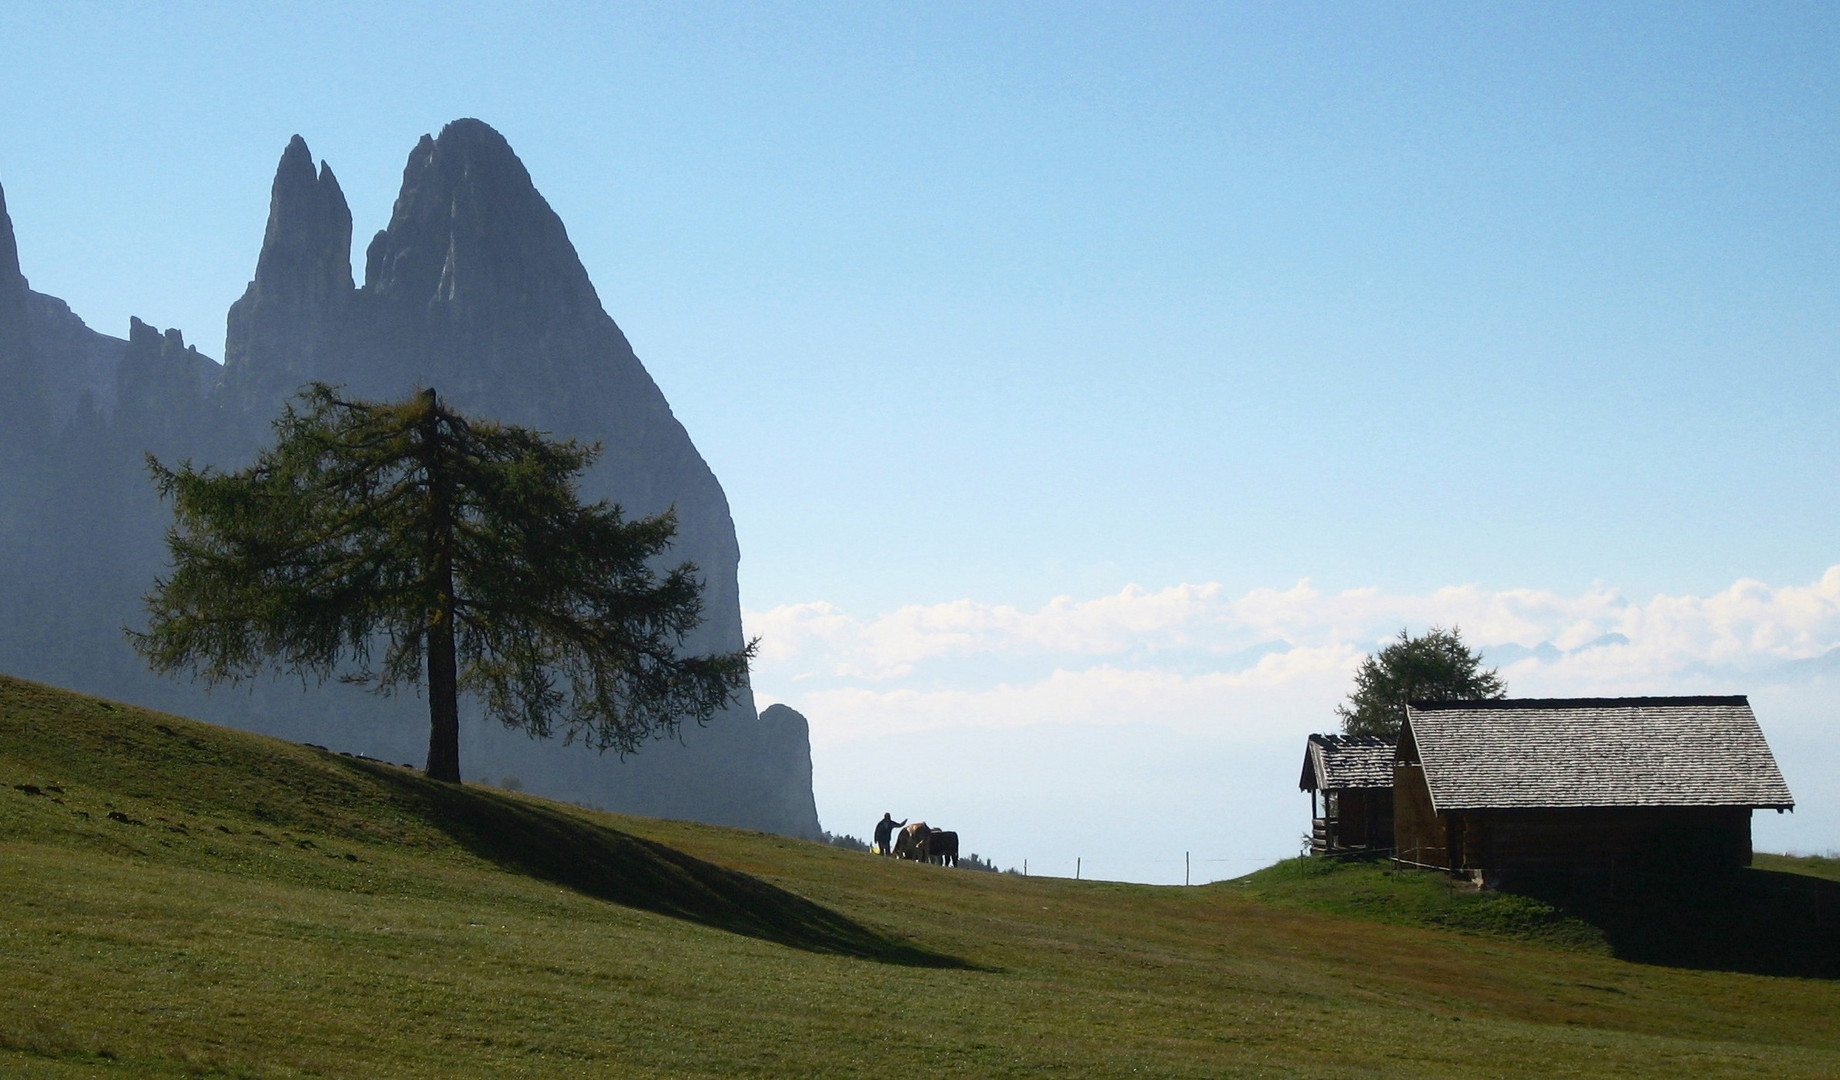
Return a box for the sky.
[2,3,1836,879]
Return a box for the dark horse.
[927,829,959,867]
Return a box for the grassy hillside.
[1236,854,1840,976]
[1757,851,1840,881]
[2,673,1837,1078]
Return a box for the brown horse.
[893,821,931,860]
[927,829,959,867]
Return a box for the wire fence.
[1005,852,1286,886]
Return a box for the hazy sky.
[3,3,1836,877]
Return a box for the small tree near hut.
[1336,626,1504,737]
[132,384,753,783]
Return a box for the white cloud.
[747,567,1840,750]
[789,648,1361,747]
[745,582,1238,679]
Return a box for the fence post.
[1186,851,1190,887]
[1076,857,1081,881]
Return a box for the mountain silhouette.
[0,122,819,837]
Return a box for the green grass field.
[2,672,1837,1078]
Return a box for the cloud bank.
[748,568,1840,749]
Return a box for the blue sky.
[3,3,1836,875]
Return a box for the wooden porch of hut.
[1300,733,1396,856]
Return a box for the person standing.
[873,812,906,857]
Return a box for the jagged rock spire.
[0,179,31,349]
[84,122,819,836]
[115,317,208,449]
[0,179,25,296]
[364,119,595,309]
[346,118,655,437]
[0,179,46,455]
[224,135,353,400]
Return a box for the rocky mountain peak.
[223,135,354,399]
[252,135,353,298]
[364,118,597,317]
[340,118,642,435]
[0,124,819,838]
[0,180,45,453]
[0,179,25,295]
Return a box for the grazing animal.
[928,829,959,867]
[893,821,931,861]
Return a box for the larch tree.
[1336,626,1505,737]
[132,384,752,783]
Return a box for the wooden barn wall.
[1333,790,1364,848]
[1336,789,1393,850]
[1367,789,1395,848]
[1446,806,1753,872]
[1392,763,1448,868]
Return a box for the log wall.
[1446,806,1753,872]
[1342,789,1393,850]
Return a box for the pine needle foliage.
[132,384,753,782]
[1336,626,1505,737]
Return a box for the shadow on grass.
[1505,867,1840,979]
[344,760,970,969]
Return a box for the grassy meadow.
[2,672,1837,1078]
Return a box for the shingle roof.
[1300,733,1397,791]
[1405,696,1794,811]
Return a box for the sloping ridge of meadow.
[2,671,1838,1079]
[0,673,945,966]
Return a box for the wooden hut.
[1394,696,1794,876]
[1300,734,1396,856]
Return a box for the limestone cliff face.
[0,125,821,838]
[0,181,28,347]
[757,705,820,832]
[223,136,354,410]
[28,292,129,428]
[0,190,193,702]
[0,182,46,459]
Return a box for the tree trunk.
[425,567,461,783]
[420,388,462,783]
